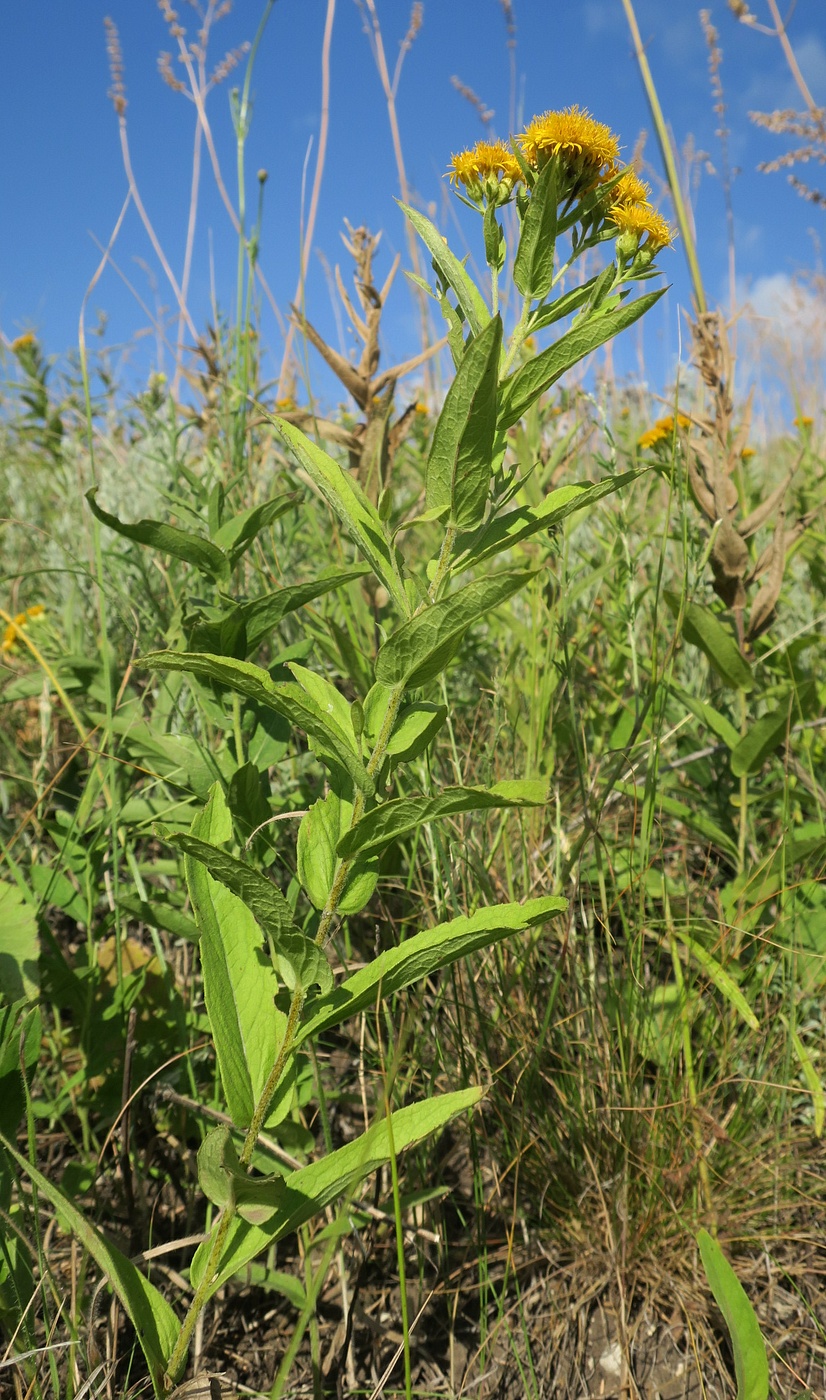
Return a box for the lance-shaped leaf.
[375,570,536,690]
[157,827,332,996]
[189,1088,483,1299]
[664,594,754,692]
[183,788,292,1129]
[213,494,296,566]
[526,276,602,334]
[239,567,370,649]
[0,1132,179,1394]
[397,200,488,337]
[87,488,229,581]
[426,315,502,530]
[498,287,666,429]
[337,779,547,861]
[513,158,558,300]
[140,651,374,796]
[730,701,791,777]
[697,1229,769,1400]
[297,787,378,916]
[270,417,409,615]
[296,896,566,1046]
[455,473,643,572]
[673,928,759,1030]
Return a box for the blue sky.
[1,0,825,414]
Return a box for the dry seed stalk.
[687,309,816,646]
[285,223,444,502]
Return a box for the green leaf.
[117,894,199,943]
[270,417,408,615]
[513,158,558,300]
[212,494,295,564]
[197,1125,286,1226]
[183,788,291,1129]
[455,473,643,571]
[697,1229,769,1400]
[787,1024,824,1138]
[397,200,488,336]
[0,881,39,1002]
[296,896,565,1046]
[297,787,378,916]
[375,570,536,690]
[337,780,548,861]
[671,685,740,751]
[139,651,374,797]
[0,1132,178,1393]
[665,594,754,691]
[498,288,666,429]
[239,567,370,649]
[163,824,332,996]
[189,1088,483,1299]
[674,929,759,1030]
[86,488,228,581]
[384,702,448,769]
[526,276,601,334]
[482,202,506,275]
[730,702,791,777]
[425,315,503,530]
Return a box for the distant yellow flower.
[1,605,46,655]
[275,396,296,412]
[448,139,522,193]
[638,414,690,449]
[794,415,813,429]
[518,106,620,174]
[740,446,756,460]
[608,202,674,252]
[11,332,36,354]
[414,402,429,415]
[604,169,651,207]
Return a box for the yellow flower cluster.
[11,331,36,354]
[448,139,523,195]
[447,106,674,253]
[638,414,691,450]
[2,604,46,655]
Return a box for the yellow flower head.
[414,402,429,415]
[11,331,36,354]
[604,168,651,208]
[448,139,522,196]
[608,201,675,252]
[794,415,814,430]
[518,106,620,175]
[638,414,690,449]
[740,446,756,460]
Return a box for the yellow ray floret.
[1,604,46,655]
[448,139,522,190]
[518,106,620,172]
[608,201,675,251]
[638,414,691,449]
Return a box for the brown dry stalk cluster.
[104,16,127,117]
[687,309,816,648]
[284,224,442,503]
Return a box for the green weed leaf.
[498,288,666,429]
[297,787,378,916]
[189,1089,483,1300]
[697,1229,769,1400]
[239,567,370,649]
[456,473,643,571]
[375,570,536,689]
[397,200,488,336]
[674,929,759,1030]
[270,417,409,615]
[87,488,229,581]
[425,315,503,530]
[0,881,39,1003]
[730,701,791,777]
[665,595,754,691]
[513,158,558,300]
[296,896,566,1045]
[212,494,295,565]
[140,651,374,796]
[337,780,547,860]
[0,1133,178,1394]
